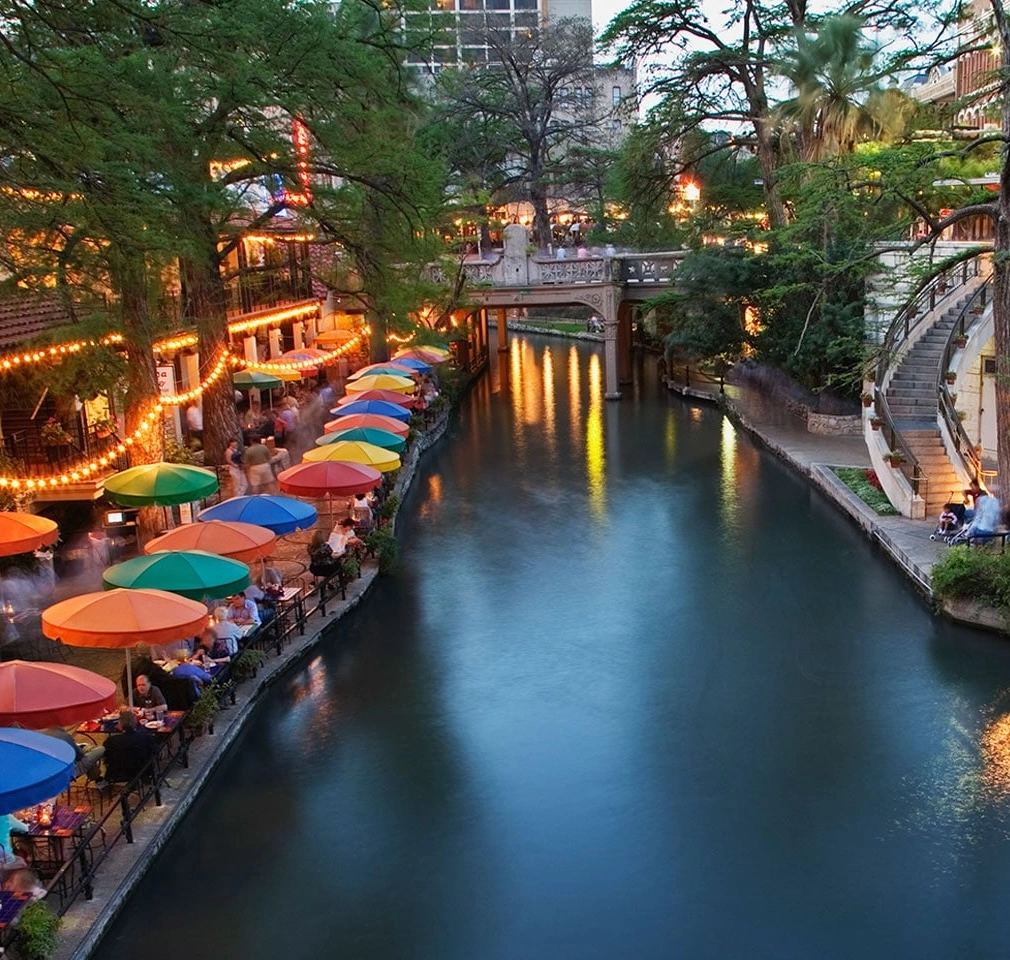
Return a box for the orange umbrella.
[335,389,416,408]
[0,513,58,557]
[323,414,409,437]
[144,520,276,564]
[42,588,211,707]
[313,329,358,347]
[42,588,209,649]
[0,660,117,728]
[394,347,448,364]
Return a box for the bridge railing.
[451,250,685,289]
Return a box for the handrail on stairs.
[870,252,991,506]
[937,269,994,487]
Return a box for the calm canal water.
[97,335,1010,959]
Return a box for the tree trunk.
[753,118,787,230]
[529,179,551,250]
[115,247,162,543]
[180,226,238,469]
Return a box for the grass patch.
[832,467,899,515]
[524,320,590,334]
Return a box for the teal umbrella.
[104,462,219,507]
[102,549,250,601]
[234,370,284,390]
[315,426,407,453]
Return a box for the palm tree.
[776,15,913,162]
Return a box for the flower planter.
[870,419,882,431]
[96,427,113,439]
[861,395,873,408]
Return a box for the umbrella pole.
[125,648,134,709]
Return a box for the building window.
[560,85,569,102]
[610,118,622,131]
[612,85,621,106]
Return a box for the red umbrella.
[335,389,416,408]
[0,660,117,728]
[277,461,381,499]
[0,513,59,557]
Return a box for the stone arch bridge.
[440,251,684,399]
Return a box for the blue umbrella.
[0,728,76,814]
[389,357,431,373]
[330,400,411,422]
[197,495,318,535]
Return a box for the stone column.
[603,316,621,400]
[268,328,283,359]
[617,303,633,384]
[497,308,509,352]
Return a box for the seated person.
[42,727,105,781]
[212,606,243,656]
[260,565,284,598]
[308,530,340,579]
[193,629,230,666]
[225,592,261,627]
[351,493,374,531]
[103,710,156,784]
[134,673,167,713]
[0,813,28,865]
[327,517,364,558]
[173,659,213,697]
[964,493,1003,539]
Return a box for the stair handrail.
[870,251,990,506]
[937,270,994,486]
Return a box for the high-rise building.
[406,0,592,72]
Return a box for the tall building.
[406,0,592,72]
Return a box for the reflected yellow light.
[981,713,1010,796]
[429,473,442,503]
[720,415,738,528]
[568,346,581,446]
[521,339,541,426]
[665,409,676,468]
[587,354,605,522]
[690,407,703,423]
[542,346,556,462]
[510,337,526,467]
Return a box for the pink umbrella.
[0,660,118,728]
[277,461,382,499]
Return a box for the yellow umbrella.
[345,374,415,395]
[301,440,401,472]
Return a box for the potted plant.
[231,648,265,680]
[884,450,906,467]
[944,371,957,384]
[185,686,220,735]
[339,554,360,581]
[953,334,968,348]
[861,391,873,408]
[39,417,72,447]
[869,416,884,431]
[92,416,117,438]
[14,900,61,960]
[971,304,985,316]
[956,409,968,422]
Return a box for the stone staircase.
[884,294,970,515]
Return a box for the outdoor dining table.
[15,803,92,881]
[272,584,306,639]
[77,710,189,768]
[0,890,31,934]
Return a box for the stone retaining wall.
[807,412,863,437]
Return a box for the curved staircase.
[870,256,991,518]
[884,295,971,515]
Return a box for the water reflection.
[568,345,581,448]
[586,353,605,522]
[664,409,676,470]
[542,346,556,469]
[720,416,739,532]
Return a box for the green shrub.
[231,648,265,680]
[365,527,399,574]
[14,900,61,960]
[339,555,360,580]
[379,494,400,520]
[931,547,1010,621]
[186,686,220,730]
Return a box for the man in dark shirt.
[103,710,156,784]
[134,674,167,712]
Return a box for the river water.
[96,335,1010,959]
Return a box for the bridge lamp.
[682,181,701,204]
